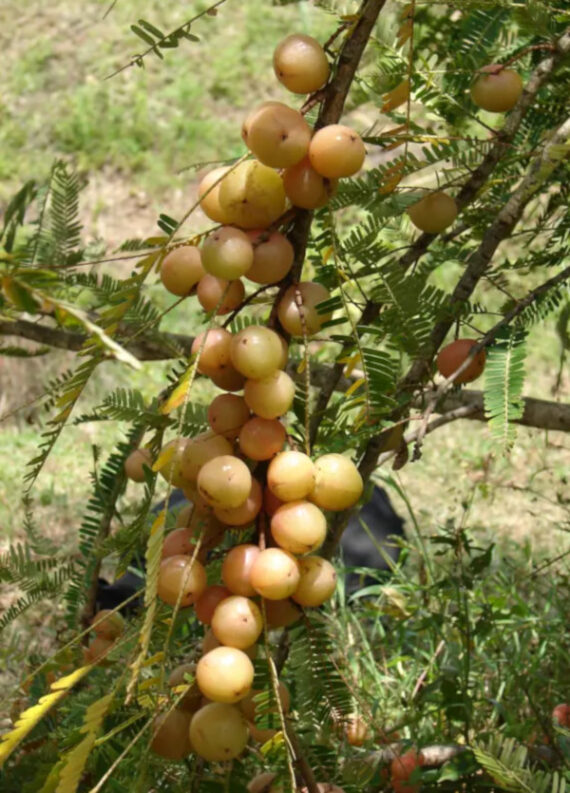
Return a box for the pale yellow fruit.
[271,500,327,554]
[180,431,233,482]
[267,451,316,502]
[273,34,330,94]
[197,455,252,509]
[160,246,205,296]
[310,453,363,511]
[244,370,296,419]
[201,226,254,280]
[196,646,254,703]
[292,556,337,607]
[277,282,332,336]
[190,702,249,761]
[219,160,286,230]
[243,102,311,168]
[251,548,300,600]
[471,65,523,112]
[309,125,366,179]
[407,191,458,234]
[198,166,231,223]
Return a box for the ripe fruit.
[251,548,301,600]
[210,365,246,392]
[244,370,296,419]
[190,702,249,761]
[471,65,523,112]
[195,585,232,625]
[230,326,285,380]
[271,501,327,554]
[208,393,250,439]
[180,431,233,482]
[191,328,233,377]
[273,34,330,94]
[197,274,245,315]
[196,646,254,703]
[267,451,316,502]
[239,417,286,461]
[264,597,302,628]
[214,477,263,526]
[245,230,294,285]
[243,102,311,168]
[197,455,252,509]
[219,160,286,229]
[201,226,254,280]
[211,595,263,649]
[150,709,193,760]
[283,157,337,209]
[157,555,207,608]
[436,338,486,384]
[310,453,363,511]
[292,556,337,607]
[156,438,188,489]
[202,627,258,660]
[277,282,332,336]
[124,447,152,483]
[222,544,261,596]
[342,713,370,747]
[198,166,231,223]
[407,191,458,234]
[162,528,202,560]
[84,636,114,664]
[391,749,423,793]
[240,680,290,722]
[91,610,124,640]
[309,125,366,179]
[553,704,570,727]
[168,664,202,712]
[160,246,205,296]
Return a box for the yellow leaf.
[138,676,162,691]
[259,730,285,756]
[322,246,334,264]
[152,444,176,473]
[341,353,361,376]
[160,371,192,414]
[345,377,366,397]
[382,80,410,113]
[142,652,165,667]
[56,694,113,793]
[296,359,306,375]
[379,162,405,195]
[0,666,91,767]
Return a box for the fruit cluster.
[117,28,522,782]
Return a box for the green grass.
[0,0,333,201]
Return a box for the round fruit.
[157,438,188,489]
[157,555,207,608]
[198,166,231,223]
[214,477,263,526]
[553,704,570,727]
[219,160,286,230]
[240,680,290,722]
[273,34,330,94]
[150,708,193,759]
[277,282,332,336]
[197,274,245,315]
[271,500,327,554]
[202,628,258,660]
[196,646,254,703]
[343,713,370,747]
[263,488,284,517]
[162,528,202,560]
[251,548,301,600]
[197,455,252,509]
[243,102,311,168]
[436,338,486,384]
[292,556,337,607]
[168,664,202,712]
[239,417,286,461]
[124,448,152,483]
[180,431,233,482]
[222,544,261,596]
[210,365,246,392]
[264,598,302,628]
[201,226,254,280]
[310,453,363,511]
[407,191,457,234]
[208,394,250,439]
[190,702,249,761]
[195,585,232,625]
[267,451,316,502]
[244,370,296,419]
[211,595,263,649]
[160,246,205,296]
[84,636,114,664]
[91,609,124,640]
[391,749,422,793]
[471,65,523,112]
[230,326,285,380]
[246,230,294,284]
[191,328,233,377]
[309,125,366,179]
[283,157,337,209]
